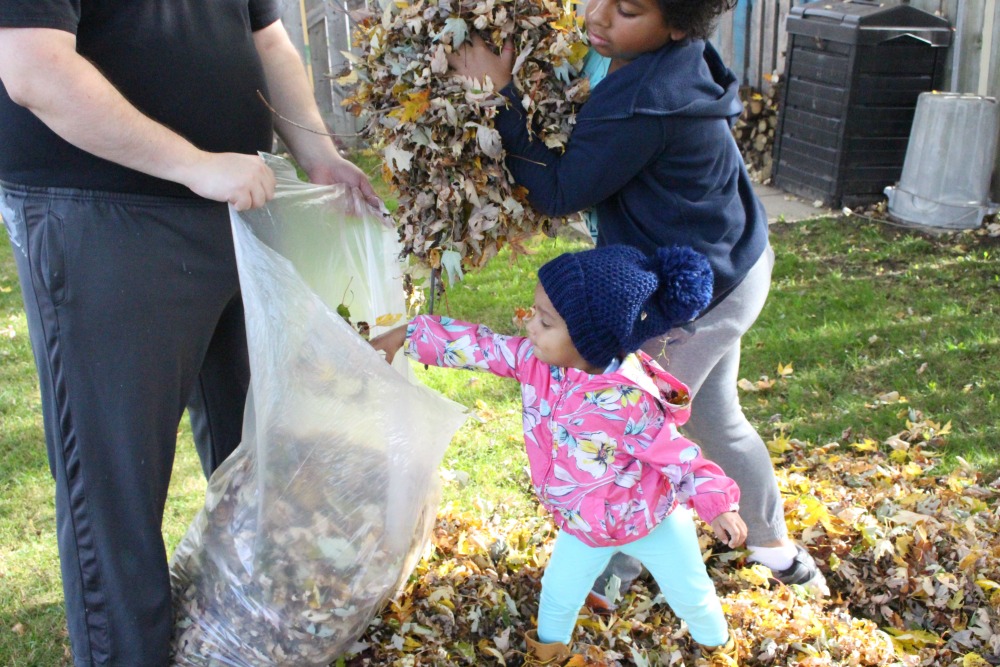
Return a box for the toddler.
[371,245,745,665]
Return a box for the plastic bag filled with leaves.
[168,155,468,666]
[343,0,591,273]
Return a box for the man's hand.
[446,34,515,90]
[369,325,408,364]
[710,511,747,548]
[182,152,277,211]
[304,154,383,213]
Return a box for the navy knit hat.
[537,245,714,368]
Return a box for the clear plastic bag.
[169,155,467,666]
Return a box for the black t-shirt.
[0,0,282,197]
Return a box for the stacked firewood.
[733,78,781,184]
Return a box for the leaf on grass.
[766,433,792,455]
[511,306,534,329]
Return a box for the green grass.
[1,202,998,663]
[742,219,999,474]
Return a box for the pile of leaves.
[334,404,998,666]
[342,0,591,274]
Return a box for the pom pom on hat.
[537,244,713,368]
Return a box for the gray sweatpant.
[594,246,783,594]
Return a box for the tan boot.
[524,630,575,665]
[698,634,740,667]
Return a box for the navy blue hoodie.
[495,39,769,309]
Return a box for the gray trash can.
[884,93,1000,230]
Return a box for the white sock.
[748,544,797,571]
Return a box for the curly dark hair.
[656,0,738,40]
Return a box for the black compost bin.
[771,1,951,207]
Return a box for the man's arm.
[0,27,276,210]
[252,20,379,206]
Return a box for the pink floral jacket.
[405,315,740,548]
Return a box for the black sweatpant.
[1,183,250,666]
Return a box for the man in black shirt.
[0,2,379,664]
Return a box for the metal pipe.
[980,0,997,96]
[951,0,965,92]
[299,0,315,84]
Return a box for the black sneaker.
[770,544,830,596]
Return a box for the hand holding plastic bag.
[169,155,466,666]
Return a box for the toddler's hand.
[369,325,407,364]
[710,511,747,548]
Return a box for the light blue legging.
[538,508,729,647]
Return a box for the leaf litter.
[335,405,998,666]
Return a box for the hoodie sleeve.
[629,423,740,525]
[404,314,532,382]
[494,84,667,217]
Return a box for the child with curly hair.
[448,0,827,609]
[372,245,744,665]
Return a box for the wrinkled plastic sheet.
[169,154,467,666]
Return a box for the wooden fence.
[283,0,1000,196]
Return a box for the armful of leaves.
[343,0,591,272]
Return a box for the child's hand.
[446,34,514,90]
[369,325,408,364]
[710,511,747,548]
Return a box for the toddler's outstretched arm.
[369,325,407,364]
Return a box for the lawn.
[1,196,998,664]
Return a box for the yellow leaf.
[777,361,794,376]
[736,564,772,587]
[851,438,879,452]
[898,492,927,506]
[975,579,1000,591]
[375,312,403,326]
[895,534,913,558]
[474,399,495,420]
[885,627,944,649]
[390,89,431,123]
[828,552,841,571]
[946,474,971,493]
[766,434,792,455]
[963,654,990,667]
[889,448,910,463]
[796,493,842,533]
